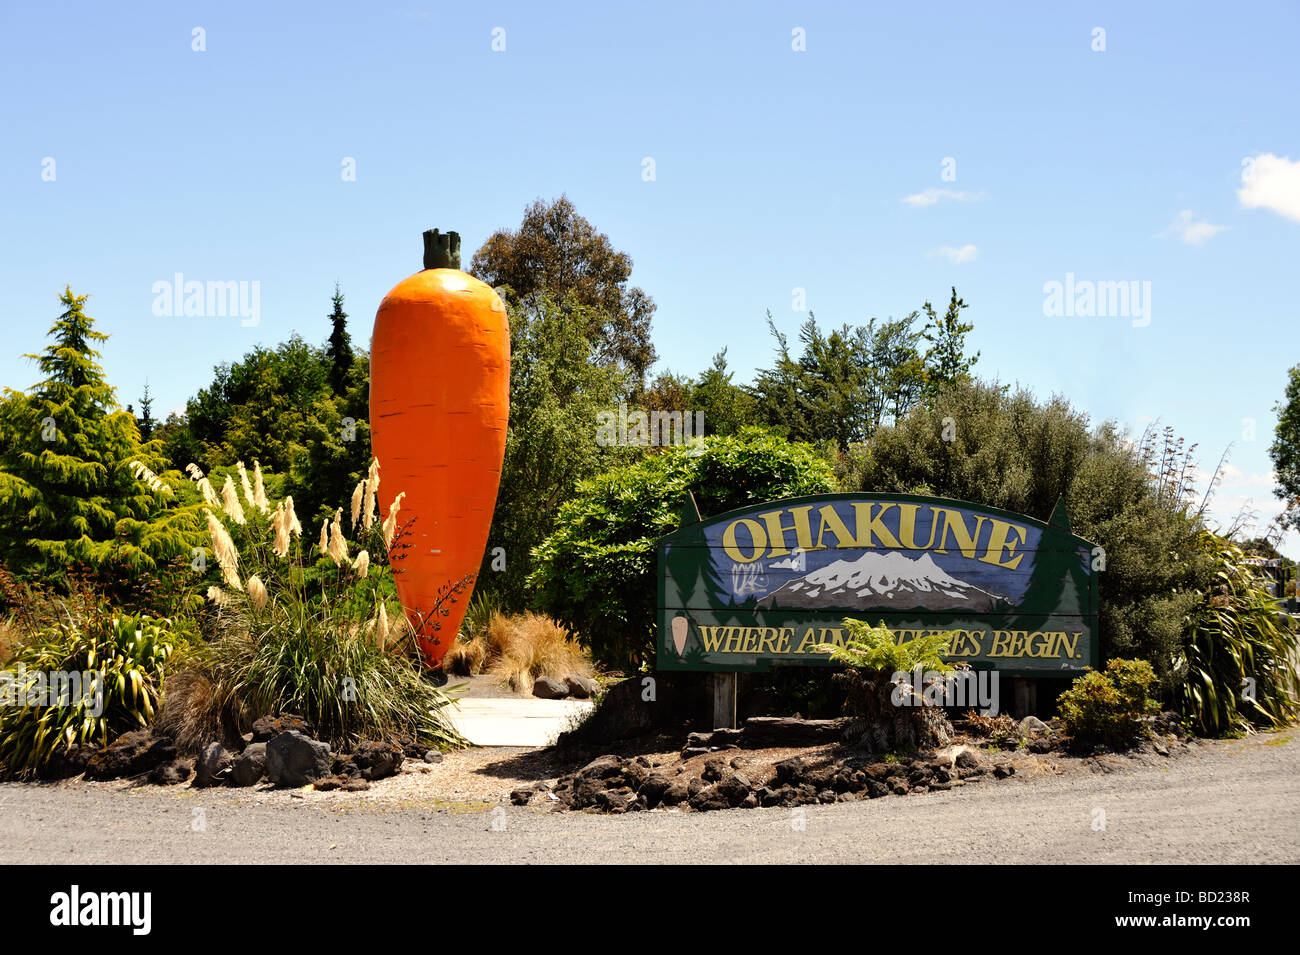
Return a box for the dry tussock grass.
[445,611,593,693]
[0,618,25,663]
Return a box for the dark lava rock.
[594,787,635,812]
[229,742,267,787]
[344,740,404,781]
[84,730,177,781]
[993,764,1016,778]
[265,730,331,787]
[688,785,731,812]
[661,780,690,806]
[251,713,315,743]
[955,750,981,769]
[702,756,727,782]
[148,758,192,786]
[532,676,569,699]
[565,675,599,699]
[40,743,96,780]
[510,788,533,806]
[639,774,672,809]
[773,756,809,786]
[193,742,233,788]
[715,772,752,807]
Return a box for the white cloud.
[900,188,987,207]
[1157,209,1229,246]
[1239,153,1300,223]
[927,244,979,264]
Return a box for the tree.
[1268,363,1300,529]
[690,349,759,437]
[183,335,329,472]
[324,284,353,396]
[470,196,657,386]
[529,429,836,669]
[920,286,979,396]
[136,381,155,440]
[0,287,196,574]
[479,293,633,608]
[856,379,1217,691]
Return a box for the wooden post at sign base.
[712,672,738,730]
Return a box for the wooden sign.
[657,493,1099,676]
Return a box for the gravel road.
[2,731,1295,864]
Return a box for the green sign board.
[657,493,1099,677]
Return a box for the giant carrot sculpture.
[370,230,510,667]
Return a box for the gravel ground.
[1,729,1295,864]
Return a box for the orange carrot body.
[370,266,510,667]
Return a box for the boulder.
[84,730,177,781]
[343,740,404,781]
[773,756,809,786]
[148,759,192,786]
[265,730,331,786]
[564,675,599,699]
[660,780,690,807]
[251,713,315,743]
[229,742,267,787]
[1018,716,1050,738]
[424,750,443,764]
[954,749,981,769]
[193,742,234,787]
[638,774,672,809]
[532,676,569,699]
[688,785,731,812]
[40,743,96,780]
[715,772,752,807]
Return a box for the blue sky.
[2,1,1298,556]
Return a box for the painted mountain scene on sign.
[755,550,1008,612]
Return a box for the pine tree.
[137,381,155,440]
[921,287,979,396]
[325,283,353,396]
[0,287,197,573]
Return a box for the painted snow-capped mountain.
[755,551,1007,612]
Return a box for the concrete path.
[449,696,593,747]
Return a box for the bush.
[857,380,1216,691]
[159,458,466,752]
[529,428,836,670]
[1057,658,1159,749]
[446,611,594,694]
[1175,533,1300,736]
[0,612,191,777]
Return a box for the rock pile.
[513,747,1014,814]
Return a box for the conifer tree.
[0,287,197,573]
[325,284,353,396]
[137,381,155,440]
[921,287,979,396]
